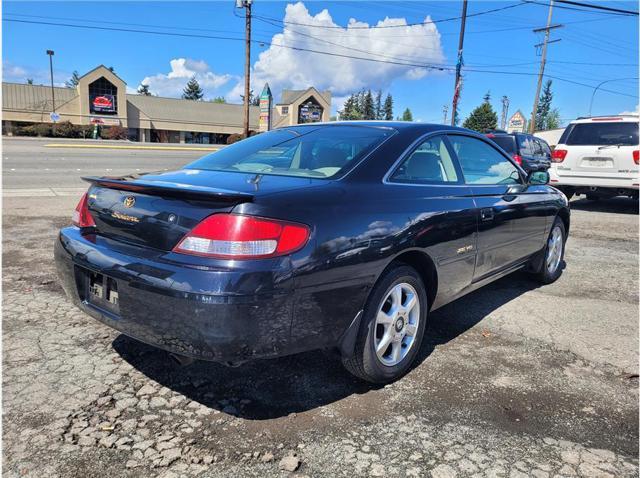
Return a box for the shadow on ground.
[570,197,638,215]
[115,270,543,420]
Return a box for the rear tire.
[342,264,428,384]
[532,217,566,284]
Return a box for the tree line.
[462,81,560,133]
[338,89,413,122]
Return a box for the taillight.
[512,154,523,166]
[173,213,310,259]
[552,149,568,163]
[72,192,96,228]
[633,150,639,165]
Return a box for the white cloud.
[140,58,234,98]
[3,60,68,87]
[229,2,445,103]
[619,104,639,115]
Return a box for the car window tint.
[518,136,534,156]
[532,139,544,156]
[564,122,639,146]
[448,135,520,185]
[187,125,394,179]
[390,135,459,184]
[488,135,516,154]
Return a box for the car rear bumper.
[54,227,299,363]
[549,170,639,190]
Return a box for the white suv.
[549,115,639,200]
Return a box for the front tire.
[532,217,566,284]
[342,264,428,383]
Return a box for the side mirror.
[528,170,550,185]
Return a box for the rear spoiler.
[82,176,254,202]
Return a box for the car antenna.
[248,173,263,190]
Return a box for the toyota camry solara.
[55,122,570,383]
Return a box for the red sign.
[90,94,116,114]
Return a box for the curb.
[44,143,222,151]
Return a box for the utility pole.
[442,105,448,124]
[500,95,509,130]
[530,1,562,133]
[46,49,56,134]
[451,0,468,126]
[237,0,253,138]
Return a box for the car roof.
[571,115,639,124]
[281,121,471,134]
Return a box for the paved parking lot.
[2,140,638,477]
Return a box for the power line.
[4,17,637,100]
[555,0,638,16]
[251,2,525,30]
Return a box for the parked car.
[485,130,552,173]
[55,122,570,383]
[548,115,639,200]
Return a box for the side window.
[448,135,520,185]
[537,139,552,158]
[519,136,534,156]
[390,135,460,184]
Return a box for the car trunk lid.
[83,168,329,251]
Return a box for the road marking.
[45,143,223,152]
[4,187,86,198]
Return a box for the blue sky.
[3,1,638,125]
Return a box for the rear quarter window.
[563,122,639,146]
[488,135,516,154]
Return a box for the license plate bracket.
[85,270,120,314]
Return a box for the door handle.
[480,208,494,221]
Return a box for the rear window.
[186,125,394,179]
[561,122,639,146]
[488,135,516,154]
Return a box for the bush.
[18,123,53,137]
[226,130,258,145]
[53,121,81,138]
[101,125,128,140]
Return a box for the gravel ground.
[2,193,638,478]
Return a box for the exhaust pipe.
[169,353,194,367]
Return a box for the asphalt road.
[2,139,638,477]
[3,137,210,190]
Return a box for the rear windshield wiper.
[598,143,628,150]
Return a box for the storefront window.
[89,77,118,115]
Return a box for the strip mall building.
[2,65,331,144]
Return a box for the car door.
[446,133,547,281]
[534,138,552,170]
[385,133,477,307]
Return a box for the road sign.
[50,112,60,123]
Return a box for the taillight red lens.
[633,150,639,165]
[552,149,568,163]
[72,192,96,228]
[512,154,523,166]
[173,214,310,259]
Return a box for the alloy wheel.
[374,282,420,367]
[546,225,563,274]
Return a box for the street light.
[588,77,638,117]
[46,50,55,112]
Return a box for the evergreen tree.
[339,93,361,120]
[535,80,554,131]
[26,78,33,85]
[374,90,382,120]
[137,83,152,96]
[182,76,204,101]
[65,71,80,88]
[383,94,394,120]
[363,90,375,120]
[402,108,413,122]
[211,96,226,104]
[546,108,561,130]
[462,92,498,132]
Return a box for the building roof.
[79,65,127,85]
[279,87,331,106]
[2,82,77,112]
[126,94,259,128]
